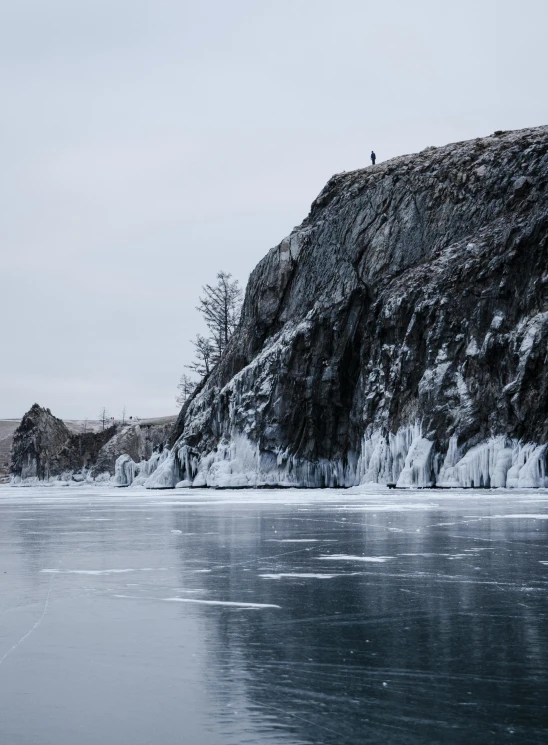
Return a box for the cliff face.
[10,405,116,481]
[155,126,547,490]
[90,418,174,477]
[12,127,548,490]
[10,405,175,483]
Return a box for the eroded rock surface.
[162,126,548,488]
[10,405,115,481]
[11,127,548,489]
[10,405,175,483]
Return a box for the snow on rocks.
[10,128,548,492]
[113,448,172,488]
[107,422,547,491]
[396,437,435,488]
[143,452,178,489]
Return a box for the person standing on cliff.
[371,150,376,165]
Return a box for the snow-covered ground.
[0,485,547,744]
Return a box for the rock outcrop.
[12,126,548,489]
[151,125,547,489]
[0,420,19,482]
[10,405,116,481]
[92,417,174,477]
[10,405,175,483]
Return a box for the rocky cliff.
[12,126,548,490]
[0,420,19,482]
[10,405,116,481]
[135,125,547,490]
[10,405,175,483]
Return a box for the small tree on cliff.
[176,374,197,407]
[186,334,215,378]
[197,271,243,362]
[183,271,243,384]
[98,407,110,431]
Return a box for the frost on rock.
[437,437,512,488]
[173,433,354,489]
[396,437,435,488]
[113,449,175,488]
[144,452,178,489]
[516,445,548,488]
[18,129,548,491]
[357,424,422,485]
[437,438,548,489]
[507,443,548,488]
[114,455,139,487]
[111,427,548,491]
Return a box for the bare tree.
[197,271,242,361]
[98,407,110,431]
[121,405,127,426]
[186,334,215,378]
[176,374,197,408]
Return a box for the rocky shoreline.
[9,126,548,489]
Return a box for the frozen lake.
[0,485,547,744]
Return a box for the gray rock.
[91,420,174,477]
[10,405,175,482]
[167,125,548,488]
[10,404,116,480]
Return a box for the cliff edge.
[138,126,547,490]
[12,126,548,490]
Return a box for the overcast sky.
[1,0,546,420]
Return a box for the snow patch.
[164,598,281,609]
[317,554,394,563]
[260,573,340,580]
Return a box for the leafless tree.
[186,334,215,378]
[176,374,197,408]
[98,407,110,431]
[121,405,127,425]
[197,271,242,361]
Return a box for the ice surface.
[491,514,548,519]
[165,598,281,609]
[260,573,341,579]
[41,568,135,575]
[318,554,394,563]
[265,538,320,543]
[0,483,547,744]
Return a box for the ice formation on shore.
[113,449,175,488]
[108,425,547,490]
[10,427,547,490]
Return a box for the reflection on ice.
[0,484,547,745]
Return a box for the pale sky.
[1,0,546,419]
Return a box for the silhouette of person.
[371,151,376,165]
